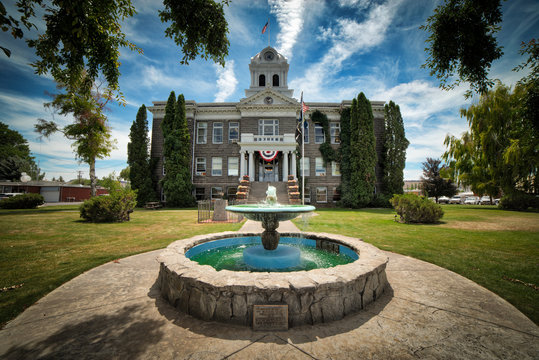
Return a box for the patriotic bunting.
[259,150,279,162]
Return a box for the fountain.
[157,185,389,327]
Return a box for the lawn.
[294,205,539,324]
[0,206,243,328]
[1,205,538,327]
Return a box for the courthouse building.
[148,46,386,205]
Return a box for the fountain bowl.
[225,204,316,222]
[157,231,389,327]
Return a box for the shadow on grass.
[2,304,164,359]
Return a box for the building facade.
[149,46,386,205]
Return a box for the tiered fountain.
[158,185,389,327]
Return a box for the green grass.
[0,206,243,328]
[1,205,538,327]
[294,205,539,324]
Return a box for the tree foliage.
[420,0,503,96]
[421,158,457,202]
[128,105,156,206]
[35,77,116,197]
[443,83,538,196]
[0,121,43,180]
[310,110,336,165]
[2,0,230,98]
[338,107,351,204]
[342,93,377,208]
[382,101,408,196]
[161,92,195,207]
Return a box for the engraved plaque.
[252,304,288,331]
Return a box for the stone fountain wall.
[157,232,389,327]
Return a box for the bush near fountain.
[157,231,389,327]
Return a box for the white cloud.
[214,60,238,102]
[290,0,402,99]
[269,0,306,58]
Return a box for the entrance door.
[262,159,279,182]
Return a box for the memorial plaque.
[252,304,288,331]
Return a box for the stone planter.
[158,232,389,327]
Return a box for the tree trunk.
[90,158,96,197]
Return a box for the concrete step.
[248,182,289,204]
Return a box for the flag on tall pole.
[262,18,270,46]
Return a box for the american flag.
[301,92,309,113]
[262,21,268,34]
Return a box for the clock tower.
[245,46,293,98]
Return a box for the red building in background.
[0,181,108,202]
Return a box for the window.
[304,187,311,204]
[315,157,326,176]
[330,123,341,144]
[258,119,279,136]
[259,74,265,86]
[195,187,205,201]
[212,157,222,176]
[273,74,279,87]
[299,157,310,177]
[195,157,206,175]
[162,157,166,175]
[229,122,239,143]
[197,122,207,144]
[213,122,223,144]
[303,122,309,143]
[228,157,239,176]
[211,186,223,199]
[316,187,327,203]
[332,187,341,202]
[331,161,341,176]
[161,188,166,202]
[227,187,237,200]
[315,124,325,144]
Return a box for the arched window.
[273,74,279,87]
[259,74,265,86]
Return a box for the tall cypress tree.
[339,107,351,205]
[382,101,409,196]
[127,104,156,206]
[346,93,377,207]
[161,92,195,207]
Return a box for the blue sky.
[0,0,538,181]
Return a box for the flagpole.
[301,92,305,205]
[268,18,270,47]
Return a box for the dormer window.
[259,74,265,86]
[273,74,279,87]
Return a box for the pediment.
[238,89,298,107]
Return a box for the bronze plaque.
[252,304,288,331]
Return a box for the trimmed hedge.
[80,189,137,222]
[499,192,539,211]
[0,193,44,209]
[390,194,444,223]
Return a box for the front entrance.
[259,158,279,182]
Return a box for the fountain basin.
[157,232,389,327]
[225,204,316,222]
[243,245,301,269]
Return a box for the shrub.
[0,193,44,209]
[80,189,137,222]
[369,193,392,208]
[499,192,539,211]
[390,194,444,223]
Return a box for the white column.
[239,150,246,179]
[291,151,297,178]
[283,151,288,181]
[248,151,255,181]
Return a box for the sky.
[0,0,538,182]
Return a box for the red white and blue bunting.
[259,150,279,162]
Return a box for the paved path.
[1,224,538,359]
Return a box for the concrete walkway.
[1,223,538,359]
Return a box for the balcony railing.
[241,133,295,144]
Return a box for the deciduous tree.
[0,121,43,180]
[420,0,503,96]
[35,77,116,197]
[421,158,457,202]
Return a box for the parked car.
[438,196,450,204]
[464,196,480,205]
[449,196,462,204]
[479,196,492,205]
[0,193,21,200]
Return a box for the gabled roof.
[238,88,298,107]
